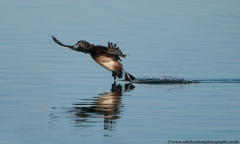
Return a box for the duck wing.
[52,36,89,54]
[102,42,126,58]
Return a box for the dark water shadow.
[191,79,240,83]
[49,82,135,131]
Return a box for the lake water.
[0,1,240,144]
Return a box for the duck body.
[89,45,123,72]
[52,36,135,81]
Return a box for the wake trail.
[129,76,240,84]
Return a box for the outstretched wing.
[52,36,73,48]
[52,36,89,54]
[103,42,126,58]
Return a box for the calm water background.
[1,1,240,144]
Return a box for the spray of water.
[132,75,193,84]
[128,75,240,84]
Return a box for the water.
[1,1,240,144]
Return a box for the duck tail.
[122,69,136,82]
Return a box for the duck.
[52,36,135,82]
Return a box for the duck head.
[73,40,91,51]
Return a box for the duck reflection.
[49,83,135,131]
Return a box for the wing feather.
[103,42,126,58]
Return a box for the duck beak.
[73,43,79,49]
[72,43,89,54]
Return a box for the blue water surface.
[0,1,240,144]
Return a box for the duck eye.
[79,42,83,45]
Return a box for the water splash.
[132,75,193,84]
[129,76,240,84]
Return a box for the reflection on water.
[49,83,135,131]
